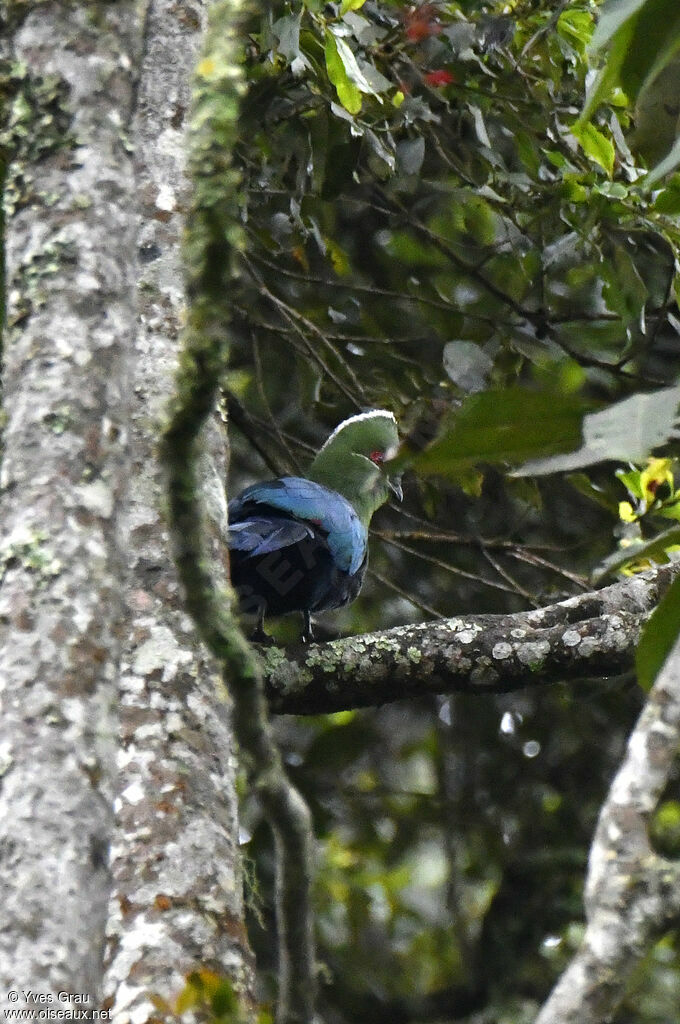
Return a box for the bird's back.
[228,477,368,620]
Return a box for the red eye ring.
[369,450,384,465]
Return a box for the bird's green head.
[308,410,402,525]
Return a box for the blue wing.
[228,477,367,575]
[228,517,314,557]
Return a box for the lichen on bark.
[102,2,254,1020]
[0,0,142,1001]
[262,566,679,714]
[160,3,316,1022]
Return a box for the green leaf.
[629,53,680,163]
[515,387,680,476]
[396,136,425,177]
[659,500,680,521]
[592,525,680,582]
[386,230,448,269]
[651,178,680,212]
[443,341,493,394]
[650,799,680,857]
[593,181,628,199]
[619,0,680,102]
[211,979,238,1017]
[579,18,636,125]
[602,245,648,324]
[325,31,362,114]
[341,0,367,14]
[644,134,680,188]
[590,0,648,52]
[573,122,615,176]
[636,574,680,691]
[272,13,306,66]
[568,472,619,512]
[329,30,385,99]
[582,0,680,123]
[365,128,395,178]
[589,0,647,49]
[557,8,594,54]
[616,468,644,499]
[414,389,588,479]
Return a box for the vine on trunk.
[160,3,316,1021]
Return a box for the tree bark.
[102,1,254,1019]
[0,0,141,1001]
[535,636,680,1023]
[263,567,678,714]
[2,2,680,1021]
[1,1,253,1015]
[156,1,318,1018]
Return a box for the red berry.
[424,69,454,87]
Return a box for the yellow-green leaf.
[573,122,615,176]
[325,31,361,114]
[341,0,366,13]
[619,500,637,522]
[636,574,680,691]
[592,526,680,582]
[326,238,350,275]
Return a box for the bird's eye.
[369,450,384,464]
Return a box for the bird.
[228,410,402,642]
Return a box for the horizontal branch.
[263,567,678,714]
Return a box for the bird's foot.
[301,612,315,644]
[250,624,276,646]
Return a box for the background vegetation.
[222,0,680,1020]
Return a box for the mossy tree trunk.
[1,0,253,1013]
[3,3,680,1024]
[0,0,141,1000]
[102,0,255,1017]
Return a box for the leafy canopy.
[222,2,680,1021]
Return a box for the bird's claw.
[250,625,276,646]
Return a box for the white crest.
[316,409,397,455]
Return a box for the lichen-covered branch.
[0,0,140,1000]
[264,567,678,714]
[159,4,315,1022]
[534,635,680,1024]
